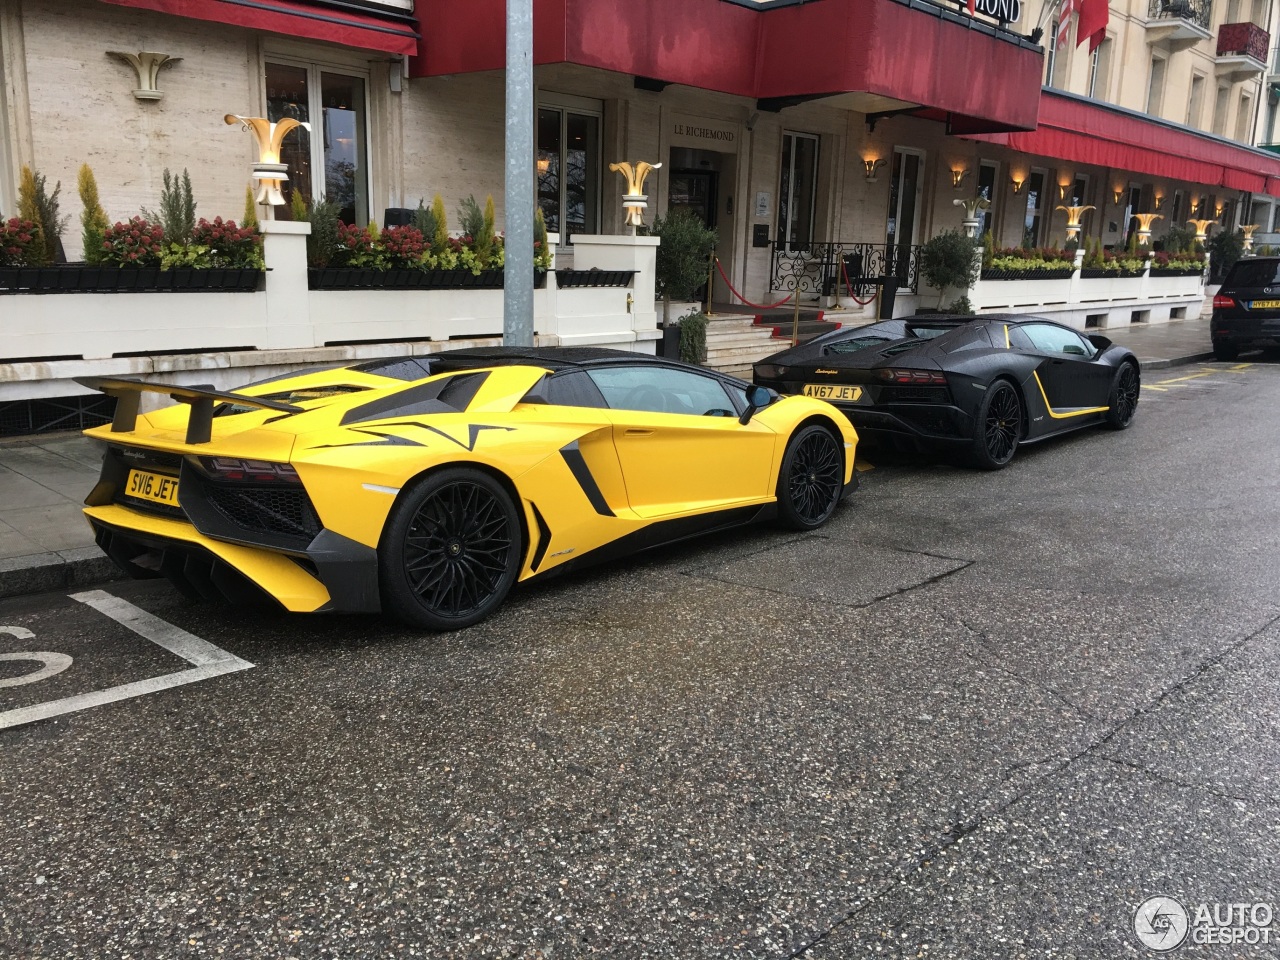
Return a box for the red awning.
[413,0,1043,134]
[969,90,1280,198]
[98,0,418,56]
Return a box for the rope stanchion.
[839,257,878,306]
[713,257,795,311]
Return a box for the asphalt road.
[2,360,1278,959]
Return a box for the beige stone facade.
[0,0,1268,310]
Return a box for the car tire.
[968,380,1022,470]
[1213,339,1239,362]
[379,467,522,631]
[1103,361,1139,430]
[777,423,844,530]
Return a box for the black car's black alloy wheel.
[1111,363,1139,428]
[381,467,522,630]
[981,383,1021,467]
[779,425,843,529]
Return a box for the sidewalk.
[0,314,1219,597]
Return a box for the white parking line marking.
[0,652,73,688]
[0,591,253,730]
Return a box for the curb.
[0,547,123,602]
[1137,351,1216,370]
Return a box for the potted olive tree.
[917,229,979,313]
[651,209,717,358]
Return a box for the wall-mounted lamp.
[1215,202,1225,218]
[107,50,182,101]
[863,157,887,182]
[950,168,970,190]
[1058,183,1071,201]
[536,157,551,174]
[1154,193,1165,211]
[1112,187,1125,205]
[1010,177,1024,195]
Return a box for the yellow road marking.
[1230,363,1253,371]
[1153,369,1218,385]
[1144,385,1169,392]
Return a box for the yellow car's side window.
[586,367,737,417]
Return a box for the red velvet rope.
[840,257,878,306]
[713,257,795,310]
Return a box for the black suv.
[1212,256,1280,360]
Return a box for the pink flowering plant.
[332,221,389,269]
[102,217,165,267]
[380,225,426,269]
[190,217,264,269]
[0,217,42,267]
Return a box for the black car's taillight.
[1213,294,1237,310]
[875,368,947,385]
[754,363,790,380]
[196,457,302,484]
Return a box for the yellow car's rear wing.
[76,376,302,444]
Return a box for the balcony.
[1145,0,1212,47]
[1217,22,1270,79]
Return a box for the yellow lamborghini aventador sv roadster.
[77,347,858,630]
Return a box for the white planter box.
[1,291,271,361]
[1077,275,1144,302]
[972,277,1072,311]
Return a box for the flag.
[1076,0,1109,51]
[1056,0,1076,49]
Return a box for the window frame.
[977,160,1000,239]
[261,51,373,225]
[536,91,604,248]
[778,130,822,253]
[1019,321,1098,359]
[586,364,743,418]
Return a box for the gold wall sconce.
[1112,187,1125,204]
[1215,202,1225,218]
[536,156,551,174]
[107,50,182,101]
[1154,193,1165,211]
[950,168,970,190]
[863,158,887,182]
[1010,177,1024,195]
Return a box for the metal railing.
[769,241,920,297]
[1146,0,1212,30]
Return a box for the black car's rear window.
[824,336,893,355]
[1224,260,1280,289]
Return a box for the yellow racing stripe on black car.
[1031,372,1110,419]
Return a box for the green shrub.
[143,168,196,244]
[304,198,341,268]
[19,165,64,266]
[677,311,708,364]
[918,229,978,307]
[651,209,717,324]
[1163,223,1195,256]
[412,198,437,242]
[243,187,259,232]
[1208,229,1245,282]
[78,164,110,265]
[981,230,995,269]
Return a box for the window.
[537,99,601,245]
[1088,38,1112,100]
[1023,168,1047,247]
[1188,74,1206,128]
[778,132,820,251]
[586,366,738,417]
[266,60,369,225]
[1071,173,1090,207]
[1236,92,1254,143]
[1249,198,1272,231]
[1171,189,1186,225]
[1045,21,1059,87]
[1226,0,1241,20]
[1146,56,1167,116]
[977,161,999,238]
[1213,83,1232,136]
[1020,323,1097,358]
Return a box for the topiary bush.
[1208,229,1245,283]
[650,209,717,325]
[918,229,978,308]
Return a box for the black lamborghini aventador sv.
[753,315,1140,469]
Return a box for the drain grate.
[0,394,118,437]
